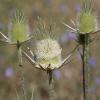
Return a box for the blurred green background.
[0,0,100,100]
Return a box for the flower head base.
[8,9,30,43]
[35,38,62,69]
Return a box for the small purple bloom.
[0,22,5,29]
[95,77,100,86]
[68,32,77,40]
[43,0,52,6]
[60,32,77,43]
[88,57,96,68]
[75,4,81,12]
[53,70,61,80]
[60,33,69,43]
[59,4,68,13]
[5,67,14,78]
[86,86,96,93]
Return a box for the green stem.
[82,34,91,100]
[48,70,56,100]
[17,42,27,100]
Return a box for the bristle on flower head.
[82,0,94,12]
[8,9,30,43]
[33,17,60,40]
[78,0,97,34]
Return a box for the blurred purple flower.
[60,33,68,43]
[68,32,77,40]
[0,22,5,29]
[88,57,96,68]
[53,70,61,80]
[75,4,81,12]
[60,32,77,43]
[59,4,68,13]
[86,86,96,93]
[95,77,100,86]
[44,0,52,6]
[5,67,14,78]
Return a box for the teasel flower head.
[23,18,78,72]
[33,18,62,70]
[62,0,99,44]
[8,9,30,44]
[35,38,62,69]
[77,0,98,34]
[62,1,99,43]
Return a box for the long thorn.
[91,29,100,35]
[58,44,79,69]
[27,47,35,58]
[70,19,76,26]
[0,32,9,40]
[62,22,77,32]
[22,51,41,69]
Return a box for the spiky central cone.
[9,22,29,43]
[35,39,62,69]
[8,10,30,43]
[79,11,97,33]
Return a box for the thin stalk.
[47,70,56,100]
[15,88,20,100]
[82,34,91,100]
[17,41,27,100]
[31,88,34,100]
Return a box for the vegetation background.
[0,0,100,100]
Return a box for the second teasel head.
[8,9,30,44]
[77,0,98,34]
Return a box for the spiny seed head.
[8,9,30,43]
[78,0,97,34]
[79,11,97,33]
[33,18,61,69]
[35,38,62,69]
